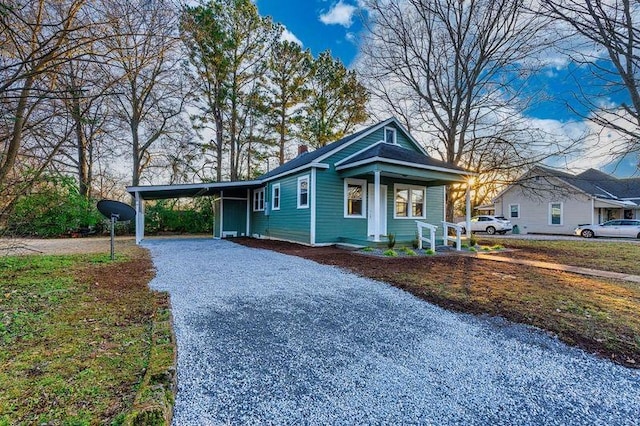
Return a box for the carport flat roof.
[127,180,262,200]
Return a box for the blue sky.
[256,0,638,176]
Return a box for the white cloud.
[280,27,303,46]
[319,1,358,27]
[345,32,356,43]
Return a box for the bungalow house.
[127,118,471,246]
[492,165,640,235]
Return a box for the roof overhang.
[336,159,470,184]
[594,198,638,208]
[126,180,263,200]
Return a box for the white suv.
[457,215,513,235]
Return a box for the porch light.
[467,176,476,187]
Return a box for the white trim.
[344,178,368,218]
[310,169,316,245]
[135,191,144,244]
[220,191,224,237]
[373,171,381,242]
[384,126,397,144]
[393,184,427,219]
[253,187,265,212]
[246,189,251,236]
[508,203,520,219]
[591,197,595,225]
[334,140,385,167]
[297,175,310,209]
[335,156,469,177]
[313,117,430,164]
[261,163,329,183]
[548,201,563,226]
[272,183,281,210]
[127,180,262,195]
[222,197,248,201]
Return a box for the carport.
[127,181,261,244]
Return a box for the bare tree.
[99,0,188,188]
[541,0,640,164]
[359,0,575,218]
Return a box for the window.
[344,179,366,218]
[272,184,280,211]
[549,202,562,225]
[253,187,265,211]
[394,184,426,219]
[384,127,397,144]
[509,204,520,219]
[297,175,309,209]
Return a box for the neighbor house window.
[549,202,562,225]
[509,204,520,219]
[394,184,425,219]
[384,127,397,144]
[272,184,280,210]
[344,179,366,218]
[253,187,265,211]
[297,175,309,209]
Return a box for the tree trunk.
[0,76,34,185]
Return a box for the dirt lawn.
[0,236,137,256]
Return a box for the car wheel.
[637,232,640,239]
[581,229,594,238]
[486,226,496,235]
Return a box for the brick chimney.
[298,144,308,156]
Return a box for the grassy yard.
[0,246,158,424]
[479,238,640,275]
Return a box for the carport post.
[135,191,145,244]
[465,179,473,240]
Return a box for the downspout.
[591,197,595,225]
[310,168,316,245]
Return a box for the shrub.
[383,249,398,257]
[6,175,102,237]
[482,246,491,251]
[469,247,477,252]
[402,248,417,256]
[491,244,505,250]
[469,235,478,247]
[387,233,396,249]
[145,198,213,234]
[361,247,374,252]
[412,232,420,249]
[425,249,435,255]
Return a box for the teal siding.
[251,172,311,244]
[213,198,221,238]
[222,199,247,236]
[387,185,445,241]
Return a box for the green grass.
[482,239,640,275]
[0,250,158,424]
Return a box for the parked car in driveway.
[457,215,513,235]
[575,220,640,239]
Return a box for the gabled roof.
[529,165,640,201]
[336,142,467,174]
[259,117,432,181]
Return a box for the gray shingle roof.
[535,166,640,200]
[338,142,467,172]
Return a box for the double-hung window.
[253,187,265,211]
[344,179,366,218]
[549,202,562,225]
[297,175,309,209]
[394,184,426,219]
[272,184,280,210]
[509,204,520,219]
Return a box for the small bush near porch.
[0,245,159,424]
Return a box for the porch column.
[246,188,251,237]
[135,191,144,244]
[374,170,381,242]
[465,179,473,240]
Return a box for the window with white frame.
[253,187,265,211]
[272,184,280,210]
[344,179,366,218]
[297,175,309,208]
[394,184,426,218]
[549,202,562,225]
[384,127,397,144]
[509,204,520,219]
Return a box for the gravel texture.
[144,238,640,425]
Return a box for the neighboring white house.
[492,166,640,235]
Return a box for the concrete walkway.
[475,253,640,283]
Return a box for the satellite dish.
[97,199,136,260]
[97,199,136,222]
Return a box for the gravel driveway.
[145,238,640,425]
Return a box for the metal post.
[373,170,381,242]
[466,180,473,240]
[110,215,116,261]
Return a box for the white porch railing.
[442,221,463,251]
[415,221,437,252]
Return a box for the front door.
[367,184,387,237]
